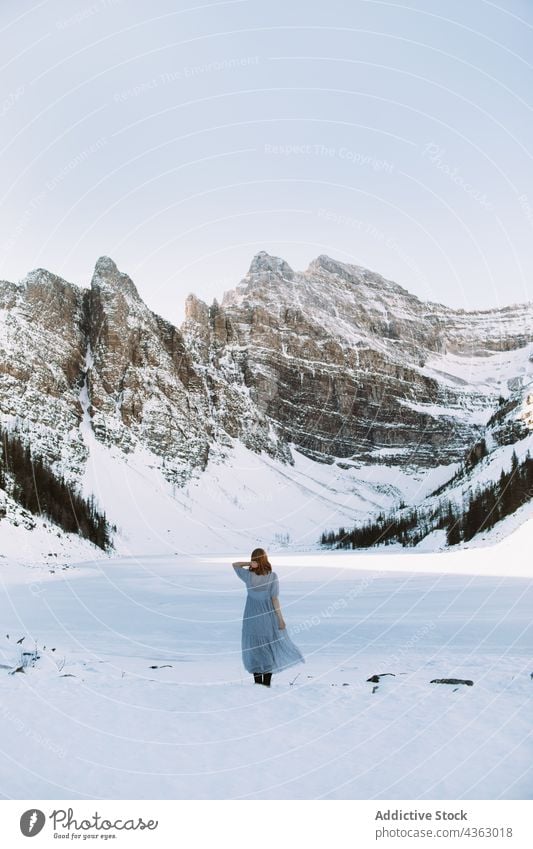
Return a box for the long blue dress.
[233,565,305,674]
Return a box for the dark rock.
[430,678,474,686]
[1,251,532,505]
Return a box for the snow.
[422,342,533,397]
[76,435,460,556]
[470,499,533,554]
[0,514,105,567]
[0,518,532,800]
[398,399,491,425]
[2,417,525,564]
[371,446,411,456]
[421,432,533,519]
[0,490,107,567]
[519,378,533,428]
[2,253,533,800]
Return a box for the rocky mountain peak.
[307,254,355,279]
[22,267,74,290]
[1,250,532,518]
[306,254,408,297]
[248,251,294,279]
[184,293,210,324]
[94,255,117,273]
[17,268,82,326]
[91,256,140,300]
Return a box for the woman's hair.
[250,548,272,575]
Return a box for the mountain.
[0,251,532,555]
[190,251,531,466]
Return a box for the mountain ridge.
[12,250,533,321]
[1,251,532,554]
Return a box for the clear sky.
[1,0,532,324]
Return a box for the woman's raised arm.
[233,561,253,584]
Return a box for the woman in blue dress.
[232,548,305,686]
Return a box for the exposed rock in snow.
[248,250,294,279]
[0,251,532,554]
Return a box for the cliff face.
[0,268,88,478]
[0,252,531,494]
[84,257,212,481]
[185,252,532,466]
[0,255,291,486]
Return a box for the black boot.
[253,673,263,684]
[262,672,272,687]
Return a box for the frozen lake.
[0,544,532,800]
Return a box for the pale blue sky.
[1,0,532,324]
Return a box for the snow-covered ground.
[0,516,531,800]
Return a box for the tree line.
[320,449,533,550]
[448,449,533,545]
[0,426,113,550]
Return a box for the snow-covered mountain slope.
[77,436,459,556]
[0,488,107,566]
[1,252,532,557]
[327,365,533,553]
[410,362,533,545]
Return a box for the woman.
[232,548,304,686]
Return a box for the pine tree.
[0,425,112,550]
